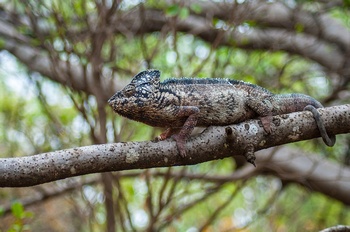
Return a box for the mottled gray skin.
[108,70,334,157]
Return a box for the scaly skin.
[108,70,335,158]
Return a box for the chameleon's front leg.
[158,106,200,158]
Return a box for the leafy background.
[0,0,349,231]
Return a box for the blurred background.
[0,0,349,231]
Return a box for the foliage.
[0,0,349,231]
[0,202,33,232]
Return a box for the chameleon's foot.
[155,129,187,157]
[157,128,174,141]
[172,134,187,158]
[260,115,273,133]
[304,105,336,147]
[155,128,181,142]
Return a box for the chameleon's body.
[108,70,334,158]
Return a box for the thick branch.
[0,104,348,188]
[0,175,100,216]
[115,8,346,73]
[1,4,348,91]
[256,147,350,205]
[0,19,126,101]
[176,0,350,53]
[224,28,344,72]
[1,39,121,101]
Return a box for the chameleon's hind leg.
[246,97,274,133]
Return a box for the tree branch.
[114,7,346,74]
[176,0,350,53]
[255,146,350,205]
[0,175,100,216]
[1,3,349,94]
[0,19,127,101]
[0,104,348,187]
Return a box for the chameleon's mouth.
[107,94,116,105]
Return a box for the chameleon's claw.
[172,134,187,158]
[158,128,173,141]
[153,136,163,142]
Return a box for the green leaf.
[245,20,257,27]
[11,202,24,219]
[0,206,4,216]
[166,4,180,16]
[190,3,202,14]
[8,224,22,232]
[0,38,5,49]
[295,23,304,33]
[179,7,190,20]
[343,0,350,7]
[165,5,190,19]
[23,211,34,219]
[212,17,219,26]
[73,0,85,17]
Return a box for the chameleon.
[108,69,335,158]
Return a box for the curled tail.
[272,93,335,146]
[304,105,336,147]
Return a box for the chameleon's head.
[108,69,161,119]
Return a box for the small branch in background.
[0,176,100,216]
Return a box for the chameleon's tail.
[272,93,335,147]
[304,105,336,147]
[273,93,323,113]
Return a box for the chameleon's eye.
[123,85,135,97]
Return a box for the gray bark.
[0,104,349,206]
